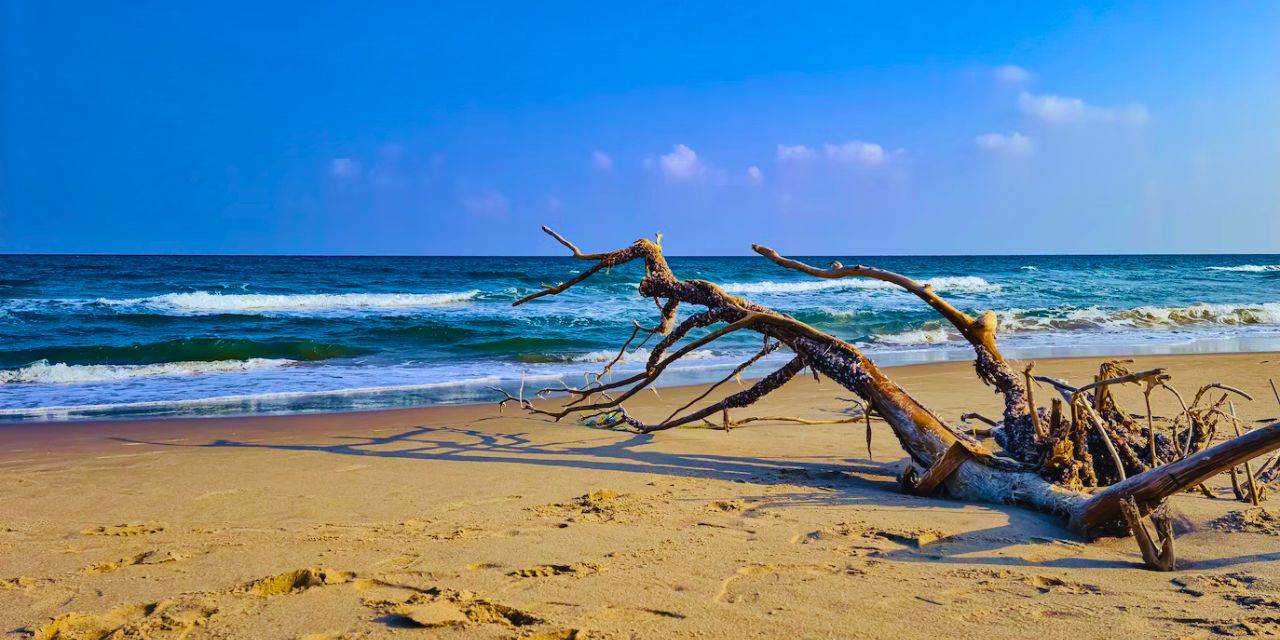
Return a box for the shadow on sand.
[113,422,1280,572]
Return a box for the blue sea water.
[2,253,1279,421]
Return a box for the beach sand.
[4,352,1280,639]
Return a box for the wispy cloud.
[656,144,704,180]
[823,141,887,166]
[329,158,361,178]
[1018,91,1148,125]
[462,190,509,216]
[776,144,816,162]
[994,64,1033,85]
[746,165,764,186]
[591,150,613,171]
[974,131,1034,157]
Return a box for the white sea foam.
[994,302,1280,332]
[868,302,1280,345]
[721,276,1000,295]
[571,347,717,363]
[0,358,295,385]
[1020,265,1038,271]
[92,291,480,315]
[1206,265,1280,273]
[872,328,953,345]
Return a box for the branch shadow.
[110,423,1278,573]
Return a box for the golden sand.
[3,352,1280,638]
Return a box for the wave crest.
[721,275,1000,295]
[0,358,294,385]
[995,302,1280,332]
[93,291,480,315]
[1206,265,1280,273]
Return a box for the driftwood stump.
[495,228,1280,569]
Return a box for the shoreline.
[6,348,1280,428]
[4,351,1280,638]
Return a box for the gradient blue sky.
[2,2,1278,255]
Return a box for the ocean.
[2,254,1278,421]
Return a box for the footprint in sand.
[24,596,218,640]
[706,500,746,513]
[364,588,541,629]
[83,549,183,574]
[587,606,686,622]
[510,563,602,578]
[1212,508,1280,535]
[80,522,165,537]
[713,563,857,605]
[1173,572,1278,604]
[944,568,1103,595]
[1,576,47,591]
[531,489,654,524]
[790,522,944,549]
[241,567,355,596]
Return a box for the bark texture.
[498,228,1280,552]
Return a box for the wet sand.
[4,352,1280,639]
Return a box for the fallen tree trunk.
[500,228,1280,549]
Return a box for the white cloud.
[776,144,816,162]
[591,150,613,171]
[974,132,1034,157]
[657,144,704,180]
[746,165,764,186]
[994,64,1032,85]
[462,190,509,216]
[329,158,361,178]
[1018,91,1148,125]
[823,141,886,166]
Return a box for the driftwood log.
[496,227,1280,568]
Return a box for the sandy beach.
[4,352,1280,639]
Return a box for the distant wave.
[1020,266,1038,271]
[0,358,294,385]
[90,290,481,315]
[0,338,368,369]
[1206,265,1280,273]
[721,276,1000,295]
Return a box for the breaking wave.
[90,291,481,315]
[0,338,369,369]
[867,302,1280,346]
[0,358,295,385]
[995,302,1280,332]
[721,276,1000,295]
[1206,265,1280,273]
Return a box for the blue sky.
[2,2,1277,255]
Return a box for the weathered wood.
[503,227,1280,546]
[908,442,971,495]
